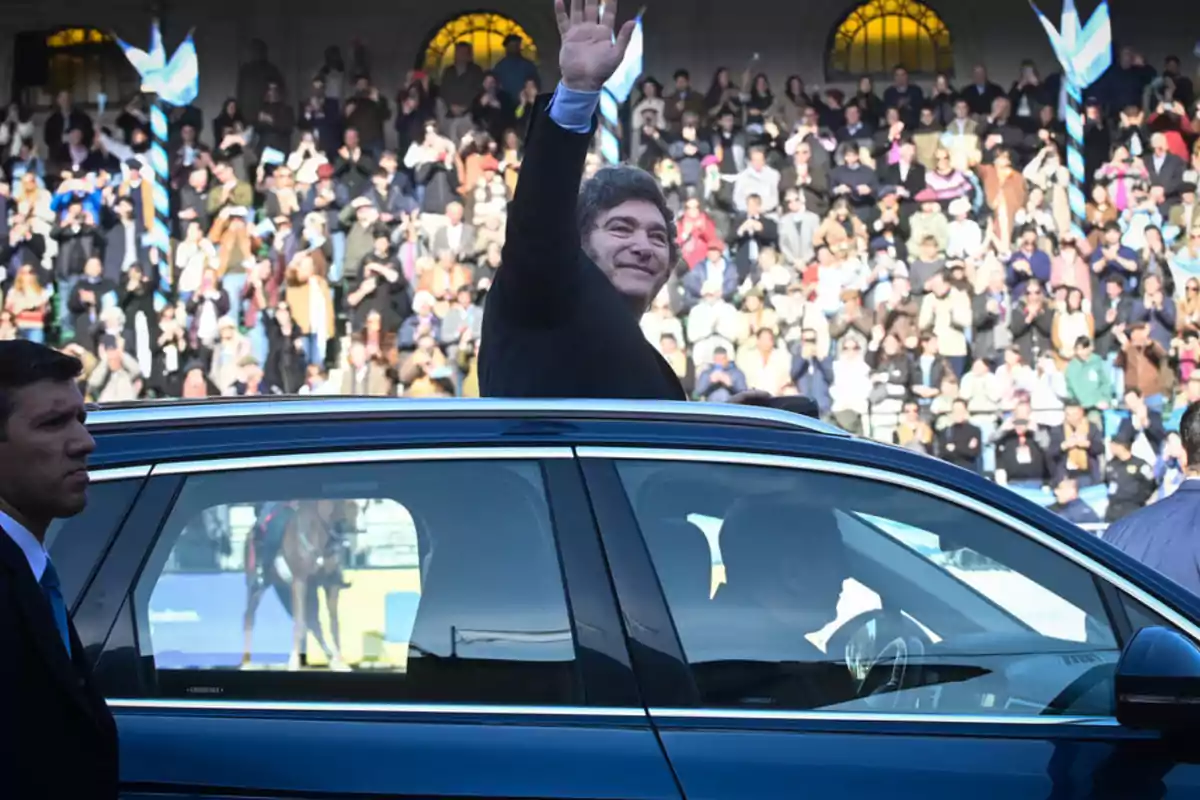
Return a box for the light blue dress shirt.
[548,83,600,134]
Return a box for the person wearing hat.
[339,197,380,285]
[479,0,686,401]
[493,33,540,104]
[1103,422,1159,523]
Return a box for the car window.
[617,459,1122,717]
[1122,592,1179,634]
[46,478,143,610]
[131,458,580,705]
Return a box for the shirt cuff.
[549,83,600,134]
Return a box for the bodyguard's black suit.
[478,97,686,401]
[0,529,118,800]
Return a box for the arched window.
[13,26,138,109]
[419,12,539,75]
[826,0,953,79]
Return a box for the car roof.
[87,396,850,437]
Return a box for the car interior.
[125,460,581,706]
[625,460,1125,717]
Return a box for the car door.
[580,446,1200,799]
[74,446,680,800]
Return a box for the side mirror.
[1115,626,1200,731]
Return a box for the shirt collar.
[0,508,47,582]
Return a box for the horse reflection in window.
[242,499,356,671]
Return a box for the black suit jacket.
[478,97,686,401]
[1147,153,1186,201]
[0,530,118,800]
[101,218,150,286]
[879,161,926,200]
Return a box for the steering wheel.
[825,609,934,709]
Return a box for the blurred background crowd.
[2,37,1199,524]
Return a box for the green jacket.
[1065,354,1113,410]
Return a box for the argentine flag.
[1030,0,1112,89]
[602,8,644,104]
[115,22,200,107]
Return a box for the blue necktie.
[40,560,72,658]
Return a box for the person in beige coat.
[919,270,972,375]
[284,252,336,366]
[340,339,395,396]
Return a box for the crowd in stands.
[2,37,1200,522]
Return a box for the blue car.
[58,397,1200,798]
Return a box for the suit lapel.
[0,528,101,727]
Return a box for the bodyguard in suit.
[479,0,685,401]
[0,340,117,799]
[1104,401,1200,593]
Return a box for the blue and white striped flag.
[115,22,199,107]
[1030,0,1112,88]
[603,12,644,104]
[597,7,644,164]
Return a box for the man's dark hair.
[1181,401,1200,467]
[1075,335,1092,349]
[673,69,690,81]
[1063,399,1082,410]
[577,166,679,267]
[952,397,968,409]
[0,341,82,439]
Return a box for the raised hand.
[555,0,637,92]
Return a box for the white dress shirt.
[0,508,47,581]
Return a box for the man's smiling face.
[586,199,672,310]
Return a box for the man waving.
[479,0,687,400]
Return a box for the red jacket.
[677,212,721,269]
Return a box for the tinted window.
[131,458,579,704]
[618,460,1121,716]
[1122,593,1179,635]
[47,478,142,609]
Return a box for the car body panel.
[115,705,679,799]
